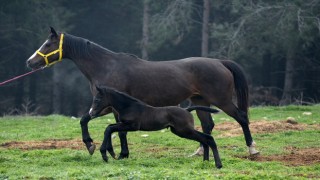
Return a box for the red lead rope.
[0,68,43,86]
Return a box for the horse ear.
[49,26,58,37]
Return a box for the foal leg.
[219,102,259,155]
[101,122,138,162]
[201,132,222,168]
[114,113,129,159]
[80,113,96,155]
[170,127,222,168]
[171,127,210,161]
[100,124,117,162]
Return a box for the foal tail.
[186,106,219,114]
[221,60,249,118]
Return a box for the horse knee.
[80,113,91,126]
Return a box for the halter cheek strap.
[36,33,64,67]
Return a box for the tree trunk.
[201,0,210,57]
[142,0,150,60]
[280,46,295,105]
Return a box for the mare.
[89,86,222,168]
[26,27,259,159]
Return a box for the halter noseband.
[36,33,64,67]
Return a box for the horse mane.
[63,33,141,60]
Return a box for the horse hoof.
[250,150,260,155]
[188,147,204,157]
[89,144,96,155]
[216,164,223,169]
[249,141,260,155]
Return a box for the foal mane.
[110,89,144,104]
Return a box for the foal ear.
[49,26,58,37]
[95,86,104,94]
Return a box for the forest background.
[0,0,319,116]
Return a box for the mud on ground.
[237,146,320,166]
[0,139,84,150]
[196,119,320,138]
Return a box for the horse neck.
[62,34,116,82]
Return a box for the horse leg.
[170,127,222,168]
[113,113,129,159]
[203,144,209,161]
[190,97,215,156]
[219,102,259,155]
[80,113,96,155]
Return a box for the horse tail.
[221,60,249,117]
[186,106,219,114]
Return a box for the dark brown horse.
[90,86,222,168]
[26,27,259,159]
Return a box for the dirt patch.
[237,146,320,166]
[0,139,85,150]
[196,120,320,137]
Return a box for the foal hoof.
[118,154,129,160]
[102,155,108,162]
[109,151,117,159]
[88,144,96,155]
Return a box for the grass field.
[0,105,319,179]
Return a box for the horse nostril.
[26,59,33,66]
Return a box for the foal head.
[89,86,113,118]
[89,86,143,117]
[26,27,64,69]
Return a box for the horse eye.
[45,43,51,47]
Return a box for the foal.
[89,86,222,168]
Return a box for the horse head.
[26,27,64,69]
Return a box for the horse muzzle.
[89,108,99,118]
[26,57,45,70]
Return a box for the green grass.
[0,105,319,179]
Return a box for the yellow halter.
[36,33,64,67]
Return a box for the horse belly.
[128,73,194,106]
